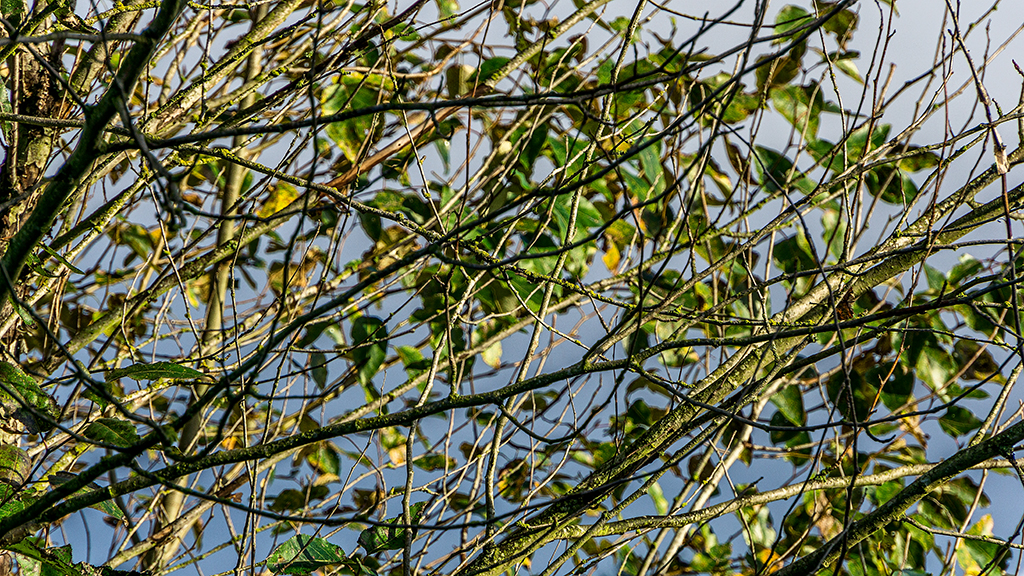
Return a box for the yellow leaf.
[388,445,407,466]
[187,274,211,306]
[755,549,784,573]
[956,515,996,576]
[602,239,620,271]
[257,183,300,218]
[481,341,502,368]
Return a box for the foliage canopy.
[1,0,1024,575]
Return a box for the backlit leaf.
[350,316,388,388]
[105,362,205,382]
[84,418,139,448]
[267,535,347,575]
[358,502,427,554]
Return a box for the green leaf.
[545,135,590,179]
[690,530,732,573]
[773,231,817,297]
[267,535,347,575]
[321,78,380,163]
[306,442,340,475]
[956,515,1007,574]
[738,505,776,548]
[620,168,652,202]
[38,243,84,275]
[875,361,914,411]
[434,0,458,19]
[270,489,307,513]
[109,223,155,264]
[753,146,814,194]
[0,361,59,434]
[445,64,473,98]
[952,340,1002,382]
[826,360,884,422]
[83,418,139,448]
[6,543,82,576]
[827,50,862,83]
[770,384,806,425]
[105,361,205,382]
[654,321,698,367]
[821,4,859,43]
[358,502,427,554]
[390,21,419,41]
[867,477,904,506]
[939,406,982,438]
[350,316,388,388]
[48,472,125,522]
[897,146,940,172]
[344,556,379,576]
[810,124,892,173]
[0,79,12,142]
[607,16,630,33]
[690,74,759,124]
[807,138,840,172]
[771,84,830,138]
[476,277,518,316]
[947,254,983,287]
[821,207,847,260]
[0,483,33,523]
[473,57,510,85]
[514,121,548,171]
[82,378,124,409]
[867,166,917,204]
[257,182,299,218]
[914,342,957,392]
[550,195,601,242]
[0,444,30,487]
[768,411,811,464]
[775,5,812,39]
[1,0,25,28]
[648,481,668,515]
[300,320,344,348]
[310,352,328,389]
[414,453,456,471]
[10,298,36,327]
[755,42,805,91]
[433,139,451,172]
[638,141,665,197]
[396,345,430,380]
[923,264,945,291]
[846,123,891,162]
[622,324,650,355]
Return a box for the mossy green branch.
[0,0,188,307]
[5,356,623,535]
[546,459,1011,539]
